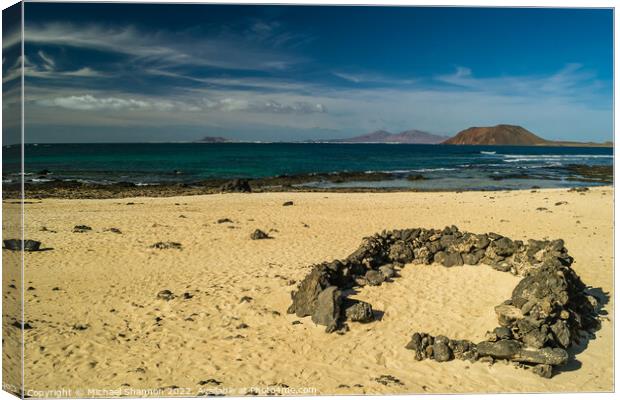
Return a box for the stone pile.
[287,226,601,378]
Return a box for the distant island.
[195,125,612,147]
[324,129,449,144]
[195,136,230,143]
[442,124,612,147]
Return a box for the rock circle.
[287,226,602,378]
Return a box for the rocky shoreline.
[2,164,611,199]
[288,226,603,379]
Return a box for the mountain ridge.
[327,129,449,144]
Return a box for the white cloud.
[23,22,303,72]
[37,50,55,70]
[435,64,605,103]
[333,71,416,85]
[34,93,326,115]
[35,95,196,112]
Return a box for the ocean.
[3,143,613,191]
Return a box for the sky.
[2,4,614,143]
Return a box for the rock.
[288,266,331,317]
[513,347,568,366]
[3,239,41,251]
[522,329,547,349]
[442,252,463,267]
[282,201,294,206]
[388,241,414,263]
[474,235,490,249]
[492,237,516,257]
[12,321,33,330]
[374,375,404,386]
[433,251,446,264]
[344,300,374,323]
[551,320,571,348]
[73,225,92,233]
[105,228,122,234]
[532,364,553,378]
[250,229,270,240]
[379,264,395,279]
[311,286,342,333]
[463,251,484,265]
[495,304,524,327]
[494,327,512,340]
[150,242,182,250]
[220,179,251,193]
[365,270,385,286]
[157,290,175,301]
[432,343,453,362]
[217,218,233,224]
[477,339,522,359]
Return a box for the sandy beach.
[3,186,613,395]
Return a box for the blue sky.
[2,4,613,143]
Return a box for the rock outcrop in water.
[287,226,602,378]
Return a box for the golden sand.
[3,187,613,395]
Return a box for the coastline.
[5,186,613,394]
[3,163,613,199]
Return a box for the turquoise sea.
[2,143,613,191]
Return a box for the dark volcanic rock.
[157,289,175,300]
[250,229,270,240]
[477,339,522,359]
[288,266,332,317]
[432,343,453,362]
[343,300,374,323]
[442,252,464,267]
[379,264,395,279]
[365,270,385,286]
[3,239,41,251]
[311,286,342,333]
[73,225,92,233]
[220,179,251,193]
[150,242,182,250]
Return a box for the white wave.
[501,154,612,159]
[412,168,457,172]
[480,151,496,155]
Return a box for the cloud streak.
[22,22,303,73]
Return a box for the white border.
[0,1,616,400]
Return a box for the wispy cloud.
[23,22,303,72]
[435,63,606,103]
[34,92,327,115]
[333,71,416,85]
